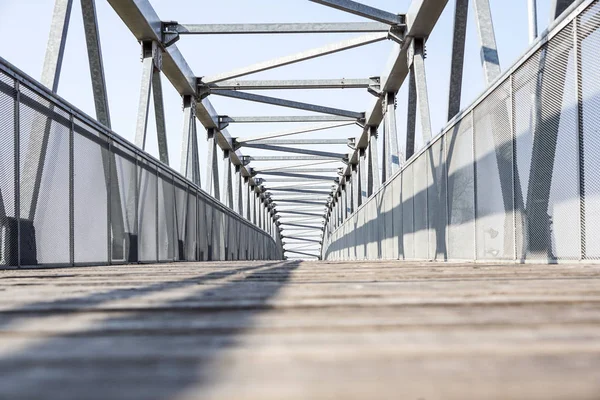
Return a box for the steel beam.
[222,115,357,124]
[447,0,468,120]
[134,41,169,164]
[342,0,449,177]
[412,38,432,142]
[106,0,267,226]
[472,0,501,84]
[206,128,220,200]
[258,168,339,173]
[209,78,374,90]
[249,139,348,146]
[172,22,389,35]
[81,0,110,126]
[527,0,538,43]
[278,213,325,218]
[244,143,346,159]
[405,66,417,160]
[382,92,400,180]
[80,0,129,258]
[239,122,354,143]
[202,32,388,83]
[367,126,380,195]
[250,156,345,162]
[21,0,72,221]
[258,171,337,180]
[308,0,404,25]
[180,95,200,185]
[211,90,364,119]
[359,149,367,204]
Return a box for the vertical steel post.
[223,150,234,209]
[134,42,154,151]
[351,164,359,212]
[472,0,501,84]
[359,148,367,204]
[406,66,417,160]
[574,17,585,260]
[384,92,400,178]
[22,0,73,222]
[527,0,538,43]
[448,0,469,121]
[412,38,433,142]
[14,81,21,267]
[206,128,220,200]
[69,114,74,266]
[367,126,380,196]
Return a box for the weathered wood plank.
[0,260,599,399]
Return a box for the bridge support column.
[222,150,234,209]
[382,92,400,182]
[206,128,220,201]
[134,41,169,164]
[180,95,200,185]
[234,166,243,215]
[448,0,468,121]
[351,164,359,212]
[359,148,367,205]
[367,126,380,196]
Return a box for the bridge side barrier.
[323,0,600,263]
[0,57,282,268]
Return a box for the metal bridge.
[1,0,600,398]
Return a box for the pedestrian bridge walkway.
[0,260,599,399]
[1,0,600,397]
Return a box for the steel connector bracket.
[161,21,180,47]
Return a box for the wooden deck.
[0,260,599,399]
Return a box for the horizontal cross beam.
[245,143,346,158]
[250,156,346,162]
[239,122,354,144]
[202,32,388,83]
[209,78,375,90]
[308,0,404,25]
[221,116,358,123]
[258,171,337,180]
[211,90,364,119]
[173,22,389,35]
[268,188,333,194]
[249,139,349,145]
[257,168,340,173]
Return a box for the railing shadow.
[0,260,300,399]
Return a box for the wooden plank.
[0,260,599,399]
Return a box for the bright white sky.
[0,0,552,188]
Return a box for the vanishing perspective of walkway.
[1,0,600,398]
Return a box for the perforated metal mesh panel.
[413,151,429,259]
[112,142,138,262]
[402,163,414,259]
[427,137,447,261]
[0,73,16,267]
[446,114,475,260]
[19,87,70,265]
[474,80,515,260]
[185,191,197,261]
[579,2,600,259]
[514,23,580,261]
[158,172,176,262]
[197,196,207,260]
[0,58,280,269]
[73,119,108,263]
[320,3,599,264]
[137,160,157,262]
